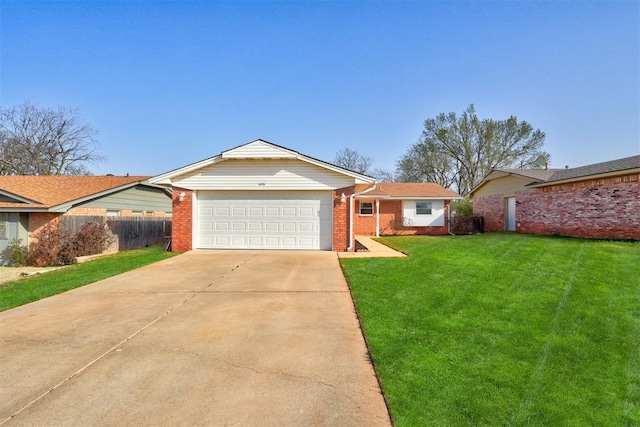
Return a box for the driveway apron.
[0,251,390,426]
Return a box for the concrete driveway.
[0,251,390,426]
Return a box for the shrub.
[451,198,473,217]
[28,220,113,266]
[71,221,112,257]
[28,222,75,266]
[0,239,30,266]
[387,217,414,235]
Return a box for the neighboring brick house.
[354,183,462,236]
[470,155,640,240]
[0,175,172,252]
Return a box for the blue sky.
[1,1,638,177]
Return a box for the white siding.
[173,159,354,190]
[402,200,446,226]
[222,141,297,159]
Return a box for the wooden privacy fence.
[60,216,172,252]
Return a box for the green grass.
[0,245,178,312]
[340,234,640,426]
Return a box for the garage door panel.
[196,191,332,250]
[265,207,279,216]
[265,222,279,231]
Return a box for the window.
[359,202,373,215]
[416,202,432,215]
[0,213,7,239]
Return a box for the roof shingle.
[357,183,461,198]
[0,175,151,209]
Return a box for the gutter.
[347,183,377,251]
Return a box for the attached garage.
[150,140,375,251]
[196,190,333,249]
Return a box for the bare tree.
[334,148,373,175]
[371,168,396,182]
[0,103,105,175]
[396,104,549,193]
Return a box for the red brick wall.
[65,207,108,216]
[517,174,640,240]
[333,186,354,251]
[171,187,193,251]
[354,199,450,236]
[473,194,505,232]
[28,213,62,244]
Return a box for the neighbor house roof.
[529,155,640,187]
[0,175,153,212]
[356,183,462,199]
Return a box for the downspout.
[347,183,377,251]
[375,199,380,237]
[447,203,455,236]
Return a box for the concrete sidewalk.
[0,251,390,426]
[337,235,407,258]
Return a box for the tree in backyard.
[0,103,105,175]
[333,148,373,175]
[396,104,549,194]
[371,167,396,182]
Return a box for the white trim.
[355,195,462,200]
[359,201,374,216]
[347,183,377,251]
[150,156,224,185]
[149,140,376,187]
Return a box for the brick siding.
[473,173,640,240]
[354,199,450,236]
[171,188,193,251]
[517,174,640,240]
[333,186,355,251]
[472,194,505,232]
[28,212,62,244]
[65,207,108,216]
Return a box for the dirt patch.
[0,266,65,286]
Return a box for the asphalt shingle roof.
[357,182,461,198]
[0,175,151,209]
[545,155,640,183]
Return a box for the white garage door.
[196,191,333,250]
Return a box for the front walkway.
[337,235,407,258]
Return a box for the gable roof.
[490,168,561,181]
[0,175,154,212]
[529,154,640,187]
[468,168,561,196]
[356,183,462,199]
[150,139,376,185]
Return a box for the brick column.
[171,187,193,251]
[333,187,355,251]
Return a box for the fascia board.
[48,181,150,212]
[149,156,223,185]
[0,206,49,213]
[355,195,463,200]
[0,189,40,204]
[527,168,640,188]
[295,154,376,184]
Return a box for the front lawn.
[0,245,178,312]
[340,234,640,426]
